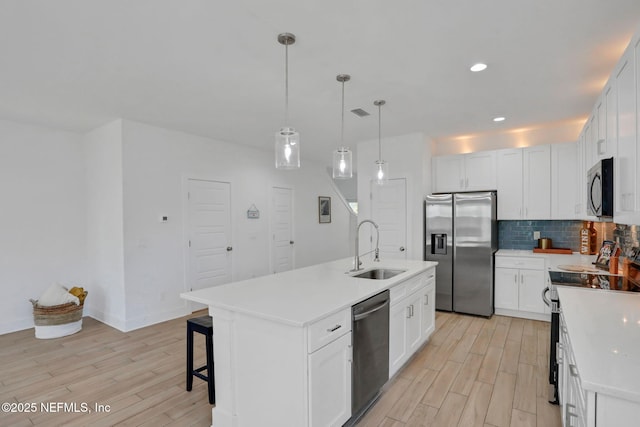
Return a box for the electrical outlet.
[533,231,541,240]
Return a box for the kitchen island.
[181,257,437,427]
[556,286,640,426]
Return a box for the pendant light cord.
[340,80,345,148]
[378,103,382,161]
[284,41,289,126]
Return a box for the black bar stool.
[186,315,215,404]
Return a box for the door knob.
[290,241,294,245]
[399,247,405,252]
[226,246,233,251]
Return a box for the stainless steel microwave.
[587,157,613,217]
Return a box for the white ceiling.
[1,1,640,164]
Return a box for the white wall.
[0,119,86,334]
[357,132,432,261]
[0,116,352,335]
[433,118,584,155]
[83,120,127,331]
[120,120,352,331]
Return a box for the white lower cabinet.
[495,256,548,321]
[308,332,352,427]
[559,315,587,427]
[420,281,436,340]
[204,265,437,427]
[559,313,640,427]
[389,270,436,378]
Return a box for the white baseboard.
[495,308,550,322]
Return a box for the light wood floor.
[0,311,561,427]
[0,312,213,426]
[357,312,561,427]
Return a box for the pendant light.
[332,74,353,179]
[275,33,300,169]
[373,100,389,185]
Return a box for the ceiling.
[1,1,640,165]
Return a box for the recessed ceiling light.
[470,63,487,72]
[493,117,506,122]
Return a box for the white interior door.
[271,187,294,273]
[186,179,232,300]
[371,178,407,260]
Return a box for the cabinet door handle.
[406,306,412,318]
[569,364,579,377]
[520,274,524,283]
[424,294,428,305]
[514,274,518,284]
[327,324,342,333]
[565,404,578,426]
[227,246,233,251]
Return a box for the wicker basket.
[30,291,88,326]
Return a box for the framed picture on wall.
[318,196,331,223]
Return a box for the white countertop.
[557,286,640,403]
[181,258,437,327]
[496,249,620,275]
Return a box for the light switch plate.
[533,231,540,240]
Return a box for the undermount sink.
[351,268,406,280]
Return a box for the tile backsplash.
[498,220,583,251]
[499,220,640,255]
[612,223,640,258]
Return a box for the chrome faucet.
[351,219,380,272]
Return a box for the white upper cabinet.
[496,148,524,219]
[614,44,638,224]
[604,82,618,159]
[523,145,551,219]
[432,155,464,192]
[551,142,578,219]
[575,23,640,225]
[575,131,586,218]
[464,151,497,191]
[432,151,496,193]
[496,146,551,220]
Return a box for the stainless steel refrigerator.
[424,192,497,317]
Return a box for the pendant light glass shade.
[275,127,300,169]
[332,74,353,179]
[333,147,353,178]
[374,159,389,184]
[373,100,389,185]
[275,33,300,169]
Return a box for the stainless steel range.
[543,269,640,404]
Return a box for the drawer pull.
[569,364,579,377]
[424,294,429,305]
[327,324,342,333]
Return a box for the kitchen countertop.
[557,286,640,403]
[496,249,621,275]
[181,258,437,327]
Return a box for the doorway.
[271,186,294,273]
[185,179,232,304]
[371,178,407,259]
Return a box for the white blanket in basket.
[38,283,79,306]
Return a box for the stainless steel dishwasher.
[351,289,390,419]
